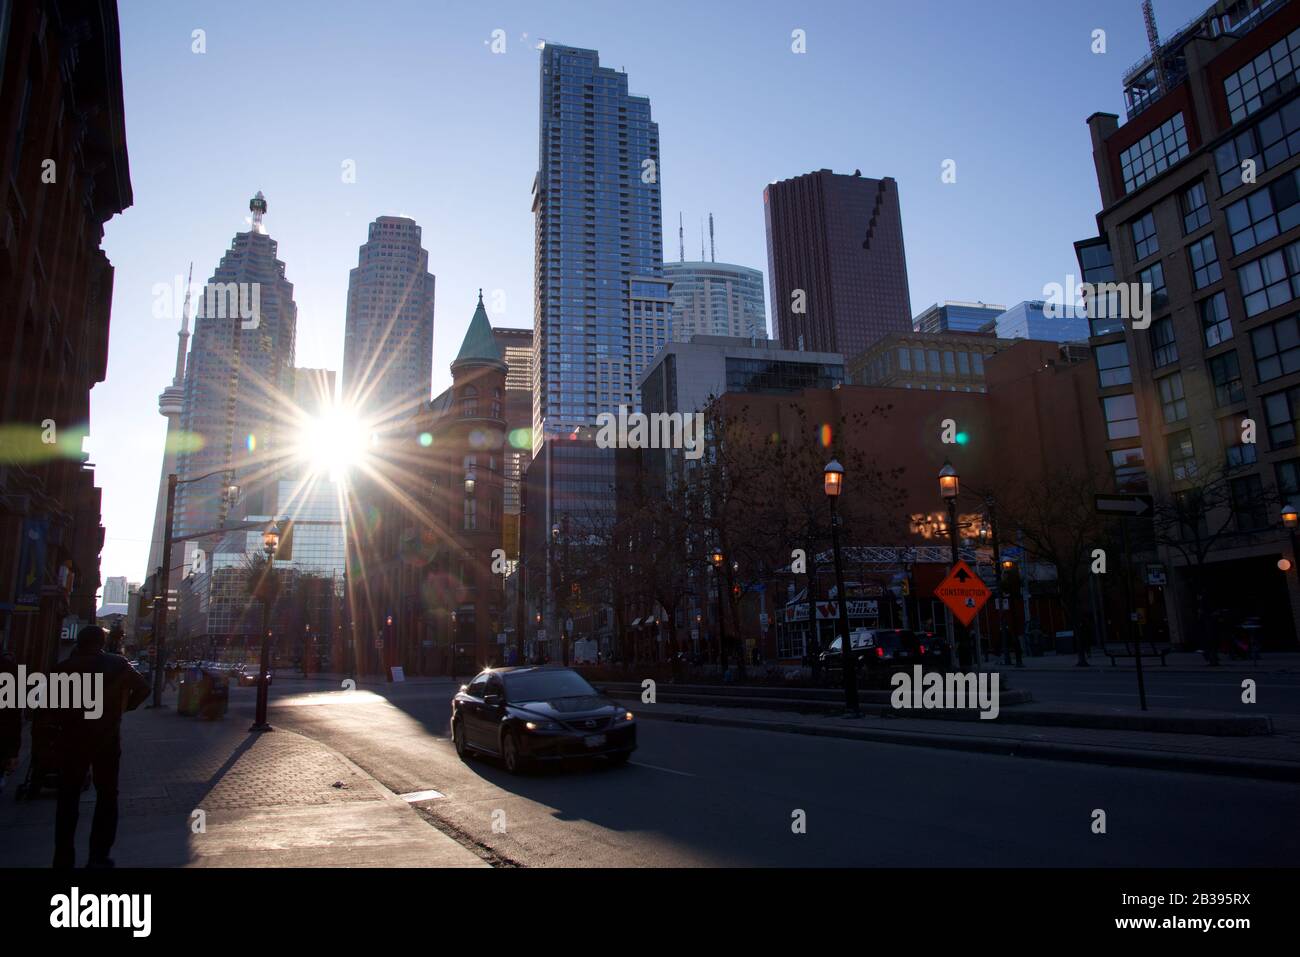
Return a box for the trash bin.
[199,669,229,719]
[177,666,204,716]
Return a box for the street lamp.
[938,460,967,669]
[710,549,728,667]
[824,459,859,716]
[1284,506,1300,584]
[251,520,280,732]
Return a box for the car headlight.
[623,711,634,721]
[524,720,561,731]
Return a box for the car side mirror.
[484,692,503,708]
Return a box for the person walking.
[51,625,150,869]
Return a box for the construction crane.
[1143,0,1166,94]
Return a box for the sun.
[299,404,370,480]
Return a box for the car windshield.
[503,669,597,703]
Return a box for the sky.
[90,0,1212,594]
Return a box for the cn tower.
[145,265,193,580]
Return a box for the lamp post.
[710,549,727,667]
[250,520,280,732]
[149,471,239,708]
[824,459,860,716]
[1284,506,1300,584]
[938,461,968,670]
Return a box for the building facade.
[764,168,912,357]
[492,326,534,556]
[341,215,435,427]
[847,330,1013,393]
[662,260,767,341]
[0,0,132,668]
[993,299,1090,343]
[532,42,666,451]
[1081,0,1300,648]
[174,196,298,549]
[913,301,1006,334]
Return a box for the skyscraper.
[341,216,435,426]
[532,42,666,452]
[174,194,298,546]
[913,301,1006,334]
[663,261,767,341]
[764,168,913,360]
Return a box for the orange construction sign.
[934,560,991,627]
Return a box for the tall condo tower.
[531,42,668,453]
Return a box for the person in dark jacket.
[0,649,20,792]
[52,625,150,869]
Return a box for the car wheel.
[607,750,631,767]
[502,731,525,775]
[452,717,469,760]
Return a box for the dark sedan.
[451,666,636,773]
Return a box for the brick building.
[0,0,132,667]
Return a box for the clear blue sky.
[91,0,1210,592]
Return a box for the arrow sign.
[934,560,991,627]
[1095,493,1154,516]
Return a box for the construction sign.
[935,561,991,627]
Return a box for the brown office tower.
[764,169,913,358]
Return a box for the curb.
[631,709,1300,782]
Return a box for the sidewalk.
[630,700,1300,781]
[1008,652,1300,673]
[0,700,485,868]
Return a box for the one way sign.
[1095,493,1155,517]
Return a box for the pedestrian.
[51,625,150,869]
[0,648,20,794]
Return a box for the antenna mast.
[709,213,715,263]
[175,262,193,385]
[679,212,685,263]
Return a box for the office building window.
[1103,394,1140,440]
[1226,168,1300,255]
[1182,181,1211,234]
[1263,385,1300,448]
[1096,340,1132,387]
[1216,96,1300,196]
[1151,317,1178,368]
[1200,291,1234,347]
[1225,28,1300,123]
[1158,372,1187,423]
[1188,234,1222,290]
[1167,430,1197,482]
[1250,313,1300,382]
[1110,447,1147,492]
[1119,113,1189,193]
[1276,458,1300,509]
[1208,350,1245,407]
[1131,211,1159,260]
[1231,474,1269,531]
[899,347,910,370]
[1139,261,1168,312]
[971,352,984,375]
[1237,239,1300,317]
[1222,415,1258,467]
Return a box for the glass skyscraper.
[342,216,435,426]
[663,261,767,341]
[175,198,297,544]
[532,43,666,452]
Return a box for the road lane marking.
[629,761,696,777]
[1076,692,1185,699]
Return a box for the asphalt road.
[1004,668,1300,717]
[260,679,1300,867]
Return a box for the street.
[266,678,1300,867]
[1007,667,1300,717]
